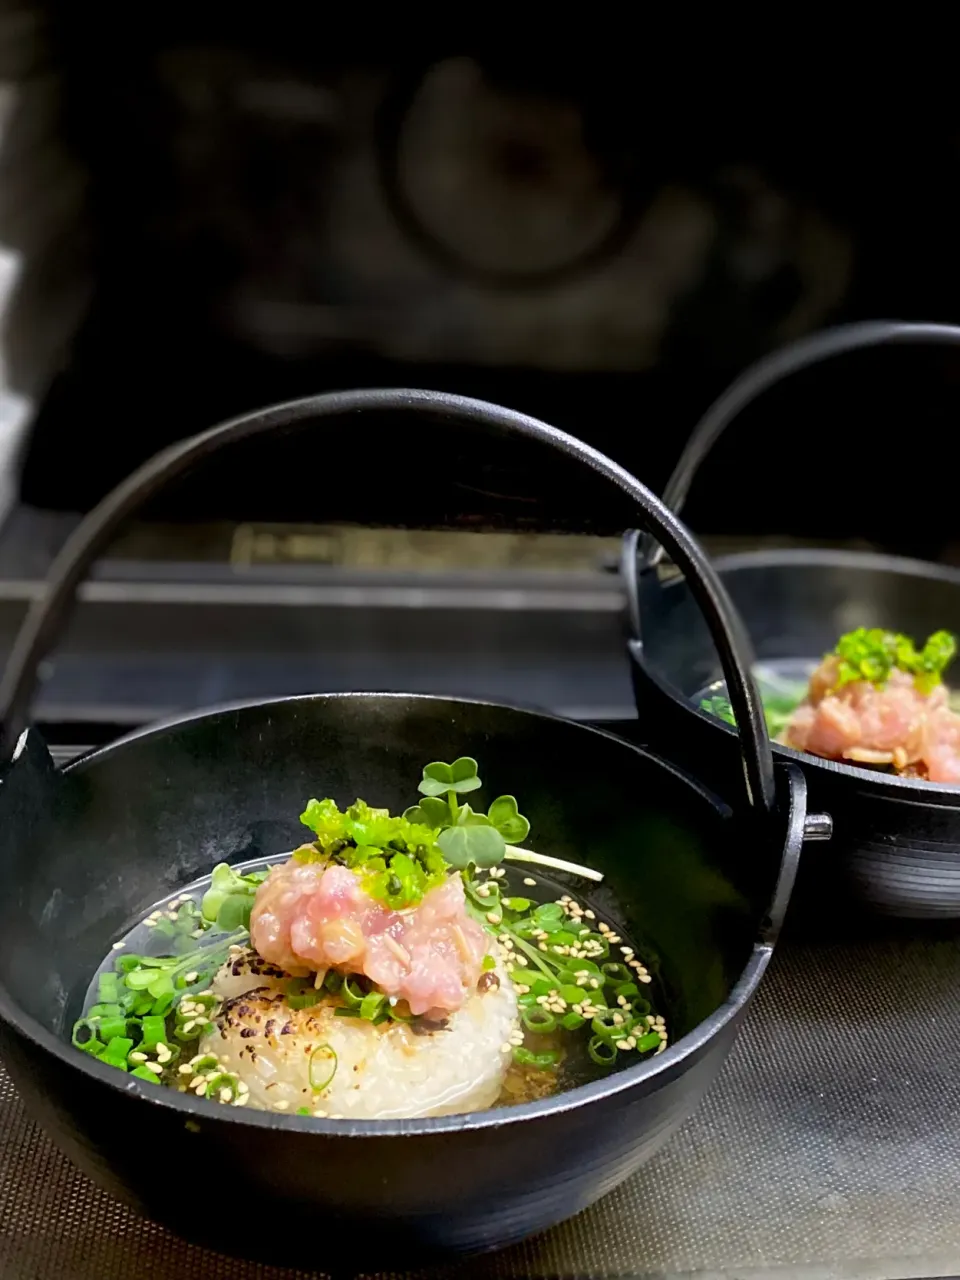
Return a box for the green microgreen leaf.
[437,824,505,868]
[418,758,482,797]
[401,796,451,828]
[486,795,530,843]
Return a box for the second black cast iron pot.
[0,389,814,1266]
[625,321,960,918]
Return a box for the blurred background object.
[1,9,959,738]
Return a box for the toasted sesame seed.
[313,1108,327,1117]
[178,1064,193,1075]
[500,1043,512,1054]
[143,921,156,929]
[111,941,125,950]
[274,1100,289,1111]
[523,877,536,886]
[486,911,502,925]
[584,909,596,920]
[538,943,548,952]
[615,1039,630,1050]
[219,1087,232,1103]
[184,971,199,984]
[613,1013,624,1025]
[476,884,491,898]
[515,956,528,966]
[129,1052,147,1063]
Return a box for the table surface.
[3,914,960,1280]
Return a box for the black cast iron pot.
[0,389,813,1266]
[625,321,960,919]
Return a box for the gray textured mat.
[3,931,960,1280]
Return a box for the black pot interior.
[0,694,768,1069]
[641,551,960,703]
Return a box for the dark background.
[7,15,960,557]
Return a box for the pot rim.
[649,549,960,801]
[0,690,775,1140]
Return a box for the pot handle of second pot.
[638,320,960,570]
[0,387,777,818]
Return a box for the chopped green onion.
[296,1106,311,1115]
[590,1011,623,1041]
[309,1044,337,1092]
[130,1065,162,1083]
[98,972,119,1004]
[513,1046,559,1069]
[521,1007,557,1034]
[285,978,321,1010]
[636,1031,662,1053]
[601,962,631,985]
[71,1019,102,1055]
[97,1015,128,1042]
[204,1072,242,1102]
[481,954,496,972]
[288,990,322,1010]
[560,1011,585,1031]
[103,1036,133,1058]
[123,969,156,991]
[341,975,366,1008]
[359,992,386,1022]
[87,1002,123,1019]
[588,1036,617,1066]
[503,897,533,913]
[558,984,584,1005]
[139,1016,167,1050]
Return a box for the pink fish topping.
[782,655,960,782]
[249,861,489,1015]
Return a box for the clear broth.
[80,856,667,1115]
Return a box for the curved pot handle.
[0,387,776,817]
[639,320,960,570]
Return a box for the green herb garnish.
[833,627,957,694]
[295,762,531,903]
[403,758,530,870]
[699,692,801,737]
[462,871,665,1071]
[200,863,270,932]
